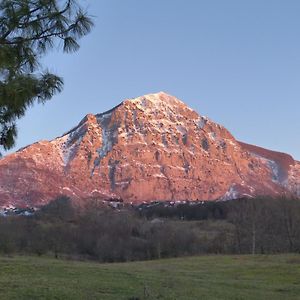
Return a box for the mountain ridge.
[0,92,299,208]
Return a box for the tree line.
[0,196,299,262]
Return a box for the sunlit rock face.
[0,92,299,207]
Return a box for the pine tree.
[0,0,94,152]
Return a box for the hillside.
[0,92,299,208]
[0,254,299,300]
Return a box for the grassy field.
[0,254,299,299]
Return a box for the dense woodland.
[0,196,299,262]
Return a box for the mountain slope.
[0,92,299,207]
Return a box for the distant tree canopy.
[0,0,94,152]
[0,196,299,261]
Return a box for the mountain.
[0,92,299,208]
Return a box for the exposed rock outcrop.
[0,92,299,207]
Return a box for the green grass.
[0,254,299,300]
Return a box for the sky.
[7,0,300,160]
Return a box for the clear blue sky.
[8,0,300,160]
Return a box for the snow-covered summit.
[125,92,194,113]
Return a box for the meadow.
[0,254,299,300]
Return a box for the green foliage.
[0,0,94,152]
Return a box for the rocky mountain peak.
[125,92,195,115]
[0,92,299,208]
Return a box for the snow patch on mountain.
[197,116,208,129]
[96,112,114,159]
[220,185,240,201]
[249,152,281,183]
[54,133,83,166]
[90,108,121,175]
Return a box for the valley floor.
[0,254,299,300]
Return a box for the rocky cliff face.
[0,92,299,208]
